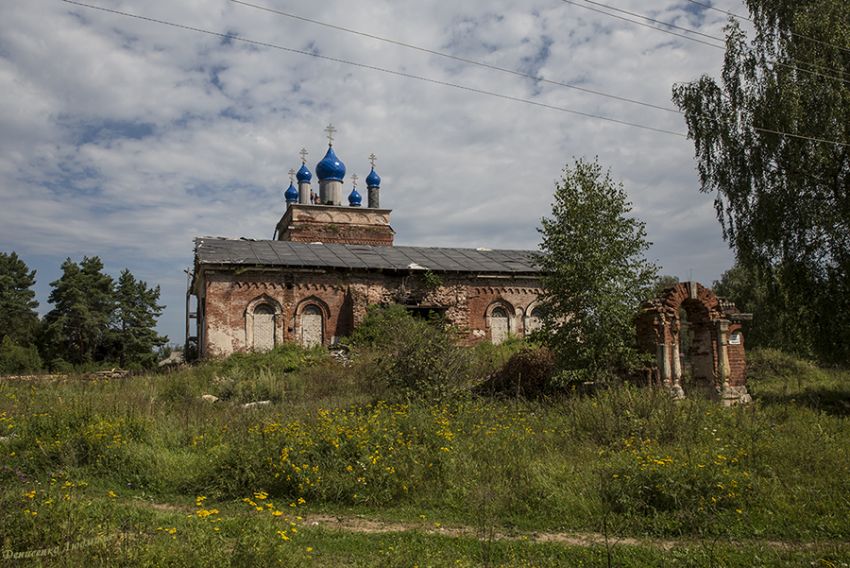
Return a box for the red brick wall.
[280,223,394,246]
[276,204,395,246]
[198,268,542,357]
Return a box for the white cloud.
[0,0,748,341]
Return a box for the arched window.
[525,306,543,335]
[490,307,510,345]
[252,304,276,351]
[301,305,324,348]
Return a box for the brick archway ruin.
[636,282,751,405]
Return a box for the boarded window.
[490,307,510,345]
[301,305,323,348]
[253,304,276,352]
[526,307,543,335]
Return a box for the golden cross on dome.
[369,153,377,168]
[351,173,359,187]
[288,168,296,184]
[324,124,337,146]
[299,148,309,163]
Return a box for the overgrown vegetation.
[345,304,477,402]
[1,338,849,566]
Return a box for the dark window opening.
[406,306,447,322]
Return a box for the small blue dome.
[296,163,312,183]
[316,146,346,182]
[366,167,381,188]
[348,186,362,207]
[284,182,299,204]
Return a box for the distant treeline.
[0,252,167,374]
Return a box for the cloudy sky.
[0,0,749,343]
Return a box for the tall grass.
[1,345,849,565]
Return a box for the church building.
[190,126,544,357]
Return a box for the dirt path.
[132,499,837,552]
[301,514,791,551]
[303,512,669,548]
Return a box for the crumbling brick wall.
[636,282,748,403]
[198,268,542,357]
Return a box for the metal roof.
[194,238,541,275]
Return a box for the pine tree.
[112,269,167,368]
[0,251,40,345]
[43,257,115,366]
[537,158,657,382]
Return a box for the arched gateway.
[636,282,751,406]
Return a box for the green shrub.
[346,304,415,349]
[218,344,326,378]
[349,305,473,402]
[467,336,529,380]
[747,348,827,383]
[477,345,556,398]
[0,337,42,375]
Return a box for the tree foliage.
[0,251,40,345]
[672,0,850,363]
[43,257,115,366]
[112,269,167,368]
[537,158,658,382]
[42,258,168,369]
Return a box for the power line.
[226,0,681,116]
[560,0,723,49]
[58,0,688,138]
[57,0,850,149]
[229,0,848,148]
[573,0,850,82]
[683,0,850,55]
[682,0,754,22]
[561,0,850,85]
[743,126,849,148]
[583,0,725,43]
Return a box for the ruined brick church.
[190,128,543,357]
[189,126,749,404]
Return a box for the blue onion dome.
[366,166,381,187]
[348,186,362,207]
[284,182,298,203]
[296,163,312,183]
[316,146,346,182]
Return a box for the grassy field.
[1,345,849,566]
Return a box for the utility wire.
[57,0,849,148]
[683,0,850,55]
[58,0,687,138]
[226,0,681,115]
[560,0,723,49]
[583,0,725,43]
[576,0,850,82]
[561,0,850,85]
[229,0,848,148]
